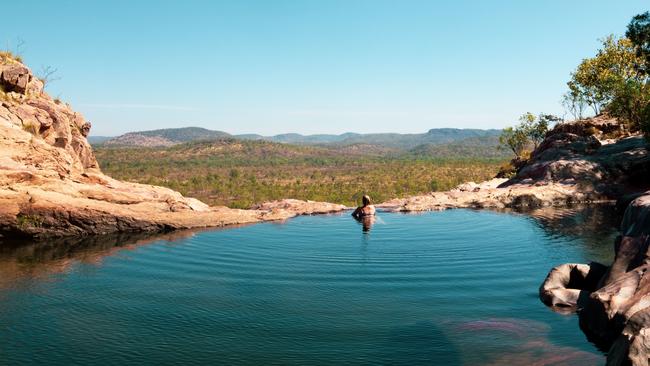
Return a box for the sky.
[3,0,649,136]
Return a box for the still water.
[0,207,620,365]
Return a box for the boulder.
[539,193,650,365]
[0,64,32,93]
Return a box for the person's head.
[362,195,371,206]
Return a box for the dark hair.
[362,195,371,206]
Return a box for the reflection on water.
[353,215,376,232]
[524,204,620,243]
[0,206,621,365]
[517,204,620,263]
[0,230,199,290]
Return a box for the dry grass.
[0,50,23,64]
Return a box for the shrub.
[0,50,22,64]
[606,80,650,131]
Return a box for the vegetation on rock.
[561,13,650,136]
[498,112,558,159]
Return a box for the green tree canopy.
[627,11,650,73]
[568,35,642,115]
[499,113,558,158]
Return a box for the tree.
[499,126,528,158]
[562,89,587,120]
[626,12,650,136]
[37,65,60,88]
[568,35,642,115]
[499,112,558,158]
[627,11,650,73]
[534,114,562,147]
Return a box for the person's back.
[352,195,376,218]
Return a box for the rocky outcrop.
[382,117,649,213]
[253,199,352,215]
[540,192,650,365]
[521,118,650,365]
[508,135,649,198]
[380,178,610,212]
[0,58,345,242]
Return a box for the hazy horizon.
[92,125,503,138]
[4,0,648,136]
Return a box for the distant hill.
[236,129,501,149]
[100,126,504,154]
[103,127,231,147]
[328,129,502,150]
[406,135,510,159]
[237,132,362,144]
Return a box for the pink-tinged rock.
[540,192,650,365]
[0,65,31,93]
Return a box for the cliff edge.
[0,56,344,241]
[381,116,649,212]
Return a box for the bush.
[606,80,650,131]
[498,113,557,158]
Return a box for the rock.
[80,121,91,137]
[621,194,650,237]
[0,58,346,241]
[539,192,650,365]
[0,64,32,93]
[378,179,606,212]
[252,199,347,215]
[549,114,630,139]
[452,181,479,192]
[504,119,648,194]
[539,262,608,310]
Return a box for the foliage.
[95,140,504,209]
[626,12,650,136]
[499,113,558,157]
[627,11,650,74]
[607,80,650,131]
[568,36,642,116]
[564,27,650,136]
[16,214,43,229]
[498,126,528,158]
[562,89,588,120]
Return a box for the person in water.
[352,195,376,218]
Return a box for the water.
[0,207,620,365]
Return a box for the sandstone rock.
[0,64,31,93]
[549,114,630,139]
[0,58,346,241]
[539,192,650,365]
[252,199,347,215]
[378,179,606,212]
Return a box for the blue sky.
[3,0,648,136]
